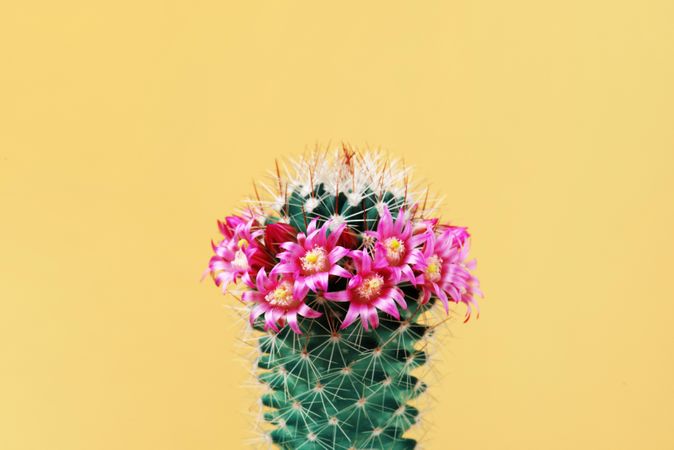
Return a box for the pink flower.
[273,219,352,293]
[367,206,427,284]
[414,227,482,321]
[438,224,470,248]
[325,250,407,330]
[208,216,264,291]
[242,269,321,334]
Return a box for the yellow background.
[2,1,673,449]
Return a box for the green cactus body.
[256,187,433,449]
[257,298,433,449]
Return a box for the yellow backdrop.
[2,1,673,449]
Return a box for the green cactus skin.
[254,185,436,449]
[256,296,434,450]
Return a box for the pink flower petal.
[359,307,371,330]
[366,306,380,329]
[373,297,400,319]
[433,283,450,312]
[292,281,309,301]
[255,268,268,292]
[286,312,302,334]
[298,303,322,318]
[324,290,351,302]
[348,275,363,290]
[389,287,407,309]
[401,265,417,285]
[340,303,362,329]
[249,303,268,326]
[264,309,281,332]
[271,263,297,276]
[328,246,349,263]
[329,265,352,279]
[379,207,393,236]
[315,272,329,291]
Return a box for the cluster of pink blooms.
[208,207,481,333]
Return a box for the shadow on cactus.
[206,146,482,449]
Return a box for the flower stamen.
[300,246,328,274]
[265,281,295,307]
[384,237,405,264]
[356,274,384,301]
[424,255,443,283]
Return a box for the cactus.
[206,147,481,449]
[256,296,431,450]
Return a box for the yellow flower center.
[301,246,328,274]
[384,237,405,264]
[356,275,384,301]
[237,238,249,248]
[424,255,443,283]
[265,282,295,307]
[306,253,318,264]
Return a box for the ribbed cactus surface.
[257,294,433,449]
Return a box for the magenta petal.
[324,290,351,302]
[424,236,436,257]
[210,260,227,271]
[447,284,461,303]
[420,287,432,304]
[272,263,297,275]
[360,251,372,273]
[316,272,329,291]
[401,265,417,285]
[372,250,390,270]
[407,249,423,265]
[298,303,322,318]
[265,309,281,332]
[389,288,407,309]
[340,303,362,330]
[297,233,306,247]
[348,275,362,289]
[373,297,400,319]
[280,241,299,252]
[307,218,319,235]
[292,280,309,301]
[409,232,429,248]
[329,265,352,279]
[367,307,380,329]
[379,207,393,236]
[242,272,255,289]
[433,283,450,313]
[249,303,268,326]
[286,312,301,334]
[359,308,370,331]
[255,268,268,291]
[328,246,349,263]
[214,272,233,288]
[305,275,318,292]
